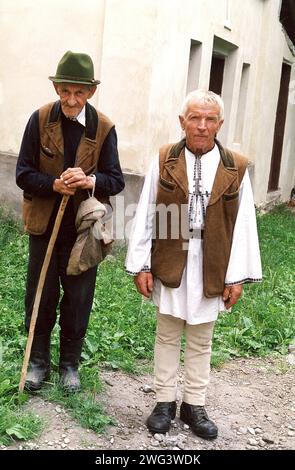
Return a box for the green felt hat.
[49,51,100,85]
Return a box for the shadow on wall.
[0,153,22,218]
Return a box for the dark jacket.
[16,101,125,235]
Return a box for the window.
[186,39,202,93]
[234,63,250,144]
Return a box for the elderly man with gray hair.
[16,51,124,394]
[125,89,262,439]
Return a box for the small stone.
[150,440,159,447]
[104,379,113,386]
[255,428,263,434]
[177,441,186,450]
[238,427,248,435]
[286,354,295,366]
[262,436,275,444]
[64,438,70,444]
[248,427,256,435]
[248,438,258,446]
[287,431,295,437]
[142,385,154,393]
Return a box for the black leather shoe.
[146,401,177,434]
[180,402,218,439]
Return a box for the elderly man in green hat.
[16,51,125,393]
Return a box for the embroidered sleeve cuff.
[225,277,262,286]
[125,265,151,276]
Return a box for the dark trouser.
[25,232,97,340]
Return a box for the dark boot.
[146,401,177,434]
[25,334,51,392]
[59,335,84,393]
[180,402,218,439]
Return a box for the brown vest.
[22,102,113,235]
[150,139,248,297]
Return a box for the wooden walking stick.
[19,194,70,393]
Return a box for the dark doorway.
[268,62,291,192]
[209,55,225,95]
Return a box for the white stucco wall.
[0,0,294,205]
[99,0,295,204]
[246,0,295,203]
[0,0,106,154]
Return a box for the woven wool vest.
[22,101,113,235]
[150,139,248,297]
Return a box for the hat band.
[54,74,97,83]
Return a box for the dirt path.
[5,356,295,451]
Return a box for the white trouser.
[154,311,215,405]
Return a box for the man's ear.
[217,119,224,133]
[179,115,185,130]
[53,83,60,95]
[88,85,97,99]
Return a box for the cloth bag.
[66,196,113,276]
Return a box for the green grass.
[85,252,156,372]
[39,374,114,432]
[0,204,294,444]
[0,210,43,444]
[212,204,295,366]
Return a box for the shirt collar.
[75,106,86,127]
[185,143,217,158]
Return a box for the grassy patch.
[38,373,114,432]
[212,205,295,366]
[86,251,156,373]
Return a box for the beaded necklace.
[188,154,210,232]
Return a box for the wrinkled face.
[53,83,96,118]
[179,101,224,155]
